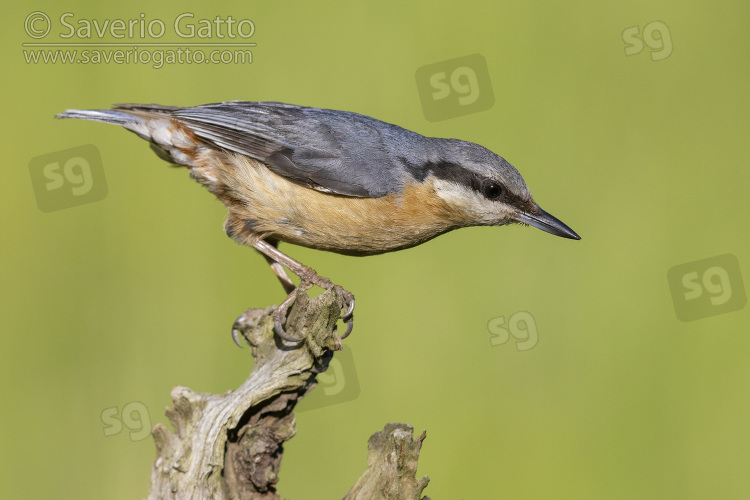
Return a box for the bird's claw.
[337,288,355,339]
[273,287,305,343]
[342,297,355,320]
[271,284,356,343]
[231,312,248,348]
[232,327,244,348]
[337,316,355,339]
[273,318,304,343]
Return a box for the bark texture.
[147,288,430,499]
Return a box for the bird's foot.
[272,282,355,344]
[240,239,355,346]
[292,268,354,338]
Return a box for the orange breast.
[192,150,472,255]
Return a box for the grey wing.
[153,101,415,198]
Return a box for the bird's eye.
[483,181,503,200]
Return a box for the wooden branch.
[147,288,431,499]
[344,423,430,500]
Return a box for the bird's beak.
[516,204,581,240]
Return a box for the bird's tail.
[54,108,133,124]
[55,104,201,167]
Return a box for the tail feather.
[55,109,154,141]
[55,105,202,167]
[55,109,139,127]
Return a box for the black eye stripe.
[470,174,482,192]
[399,160,517,204]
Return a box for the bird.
[56,101,581,343]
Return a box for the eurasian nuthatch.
[56,101,580,342]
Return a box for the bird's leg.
[261,241,297,295]
[251,239,355,343]
[232,242,299,347]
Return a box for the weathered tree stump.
[344,423,430,500]
[147,288,430,499]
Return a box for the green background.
[3,1,749,498]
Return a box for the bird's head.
[427,138,580,240]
